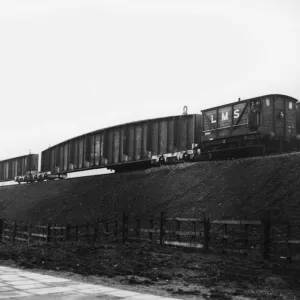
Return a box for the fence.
[209,212,300,262]
[0,211,299,262]
[124,212,209,251]
[210,219,262,255]
[0,218,119,245]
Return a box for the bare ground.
[0,240,299,300]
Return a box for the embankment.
[1,153,300,223]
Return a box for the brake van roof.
[201,94,298,113]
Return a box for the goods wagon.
[0,154,39,182]
[199,94,298,155]
[41,114,201,174]
[296,102,300,134]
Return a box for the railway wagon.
[296,102,300,134]
[41,114,201,174]
[0,154,39,182]
[199,94,298,155]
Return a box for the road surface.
[0,265,188,299]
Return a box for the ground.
[0,240,299,299]
[1,153,300,299]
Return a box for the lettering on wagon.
[210,109,240,123]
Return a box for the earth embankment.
[1,153,300,223]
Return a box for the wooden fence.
[0,218,119,245]
[0,211,299,262]
[124,212,209,251]
[209,212,300,262]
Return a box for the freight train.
[0,94,298,184]
[199,93,299,159]
[0,154,39,183]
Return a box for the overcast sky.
[0,0,300,160]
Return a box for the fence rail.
[211,220,262,225]
[0,211,299,262]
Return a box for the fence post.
[12,221,17,243]
[92,219,98,246]
[52,224,55,243]
[261,211,271,260]
[0,219,3,241]
[60,225,64,242]
[122,212,127,244]
[27,221,31,244]
[126,216,129,242]
[244,223,249,253]
[115,220,118,242]
[223,216,228,250]
[136,219,140,239]
[46,223,51,243]
[261,145,266,157]
[287,223,292,263]
[105,223,109,241]
[160,212,165,246]
[176,218,180,242]
[65,224,70,241]
[192,221,196,243]
[203,212,209,252]
[149,217,154,242]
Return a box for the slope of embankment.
[1,152,300,223]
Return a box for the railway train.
[0,94,299,184]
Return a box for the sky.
[0,0,300,161]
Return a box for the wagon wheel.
[159,156,165,166]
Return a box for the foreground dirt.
[0,241,298,300]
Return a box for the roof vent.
[183,106,188,115]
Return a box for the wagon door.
[274,97,285,138]
[248,100,261,132]
[285,99,296,139]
